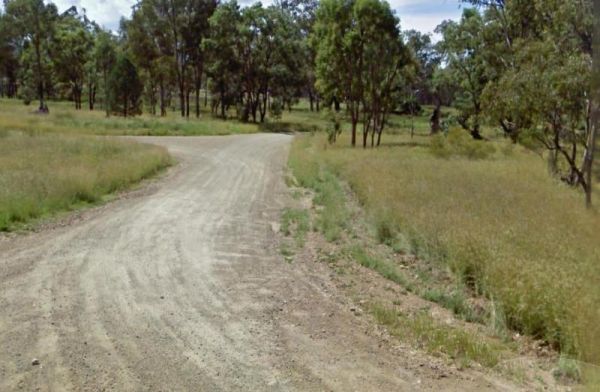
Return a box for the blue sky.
[7,1,463,35]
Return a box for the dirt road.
[0,135,517,391]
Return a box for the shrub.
[430,127,496,160]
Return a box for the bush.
[269,98,283,120]
[430,127,496,160]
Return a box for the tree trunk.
[259,91,268,123]
[371,126,376,147]
[89,85,95,111]
[34,37,44,111]
[430,98,441,134]
[185,90,190,118]
[179,88,185,117]
[195,87,200,118]
[471,127,484,140]
[587,1,600,208]
[585,103,598,208]
[159,79,166,117]
[104,70,110,117]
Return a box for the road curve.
[0,135,513,391]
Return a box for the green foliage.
[108,55,143,117]
[4,0,58,109]
[52,10,93,109]
[312,0,413,146]
[269,98,283,120]
[204,1,307,123]
[436,9,487,140]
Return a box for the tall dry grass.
[0,130,171,230]
[291,132,600,370]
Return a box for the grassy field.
[0,130,171,231]
[0,99,260,136]
[288,111,600,378]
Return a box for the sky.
[4,0,464,35]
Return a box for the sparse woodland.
[1,0,600,380]
[0,0,597,204]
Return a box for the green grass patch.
[281,208,310,247]
[349,246,412,290]
[288,135,349,242]
[422,287,484,324]
[371,303,506,368]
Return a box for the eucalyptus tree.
[436,9,488,140]
[313,0,412,147]
[0,10,19,97]
[278,0,319,111]
[404,30,440,107]
[108,54,143,117]
[474,1,594,197]
[183,0,217,118]
[3,0,58,110]
[312,0,359,145]
[134,0,215,118]
[125,4,164,115]
[203,0,242,119]
[93,30,117,116]
[53,7,93,109]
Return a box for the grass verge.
[289,131,600,375]
[371,303,506,368]
[0,131,172,231]
[281,208,311,247]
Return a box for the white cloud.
[49,0,136,30]
[399,12,456,35]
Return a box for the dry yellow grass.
[290,131,600,374]
[0,130,171,230]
